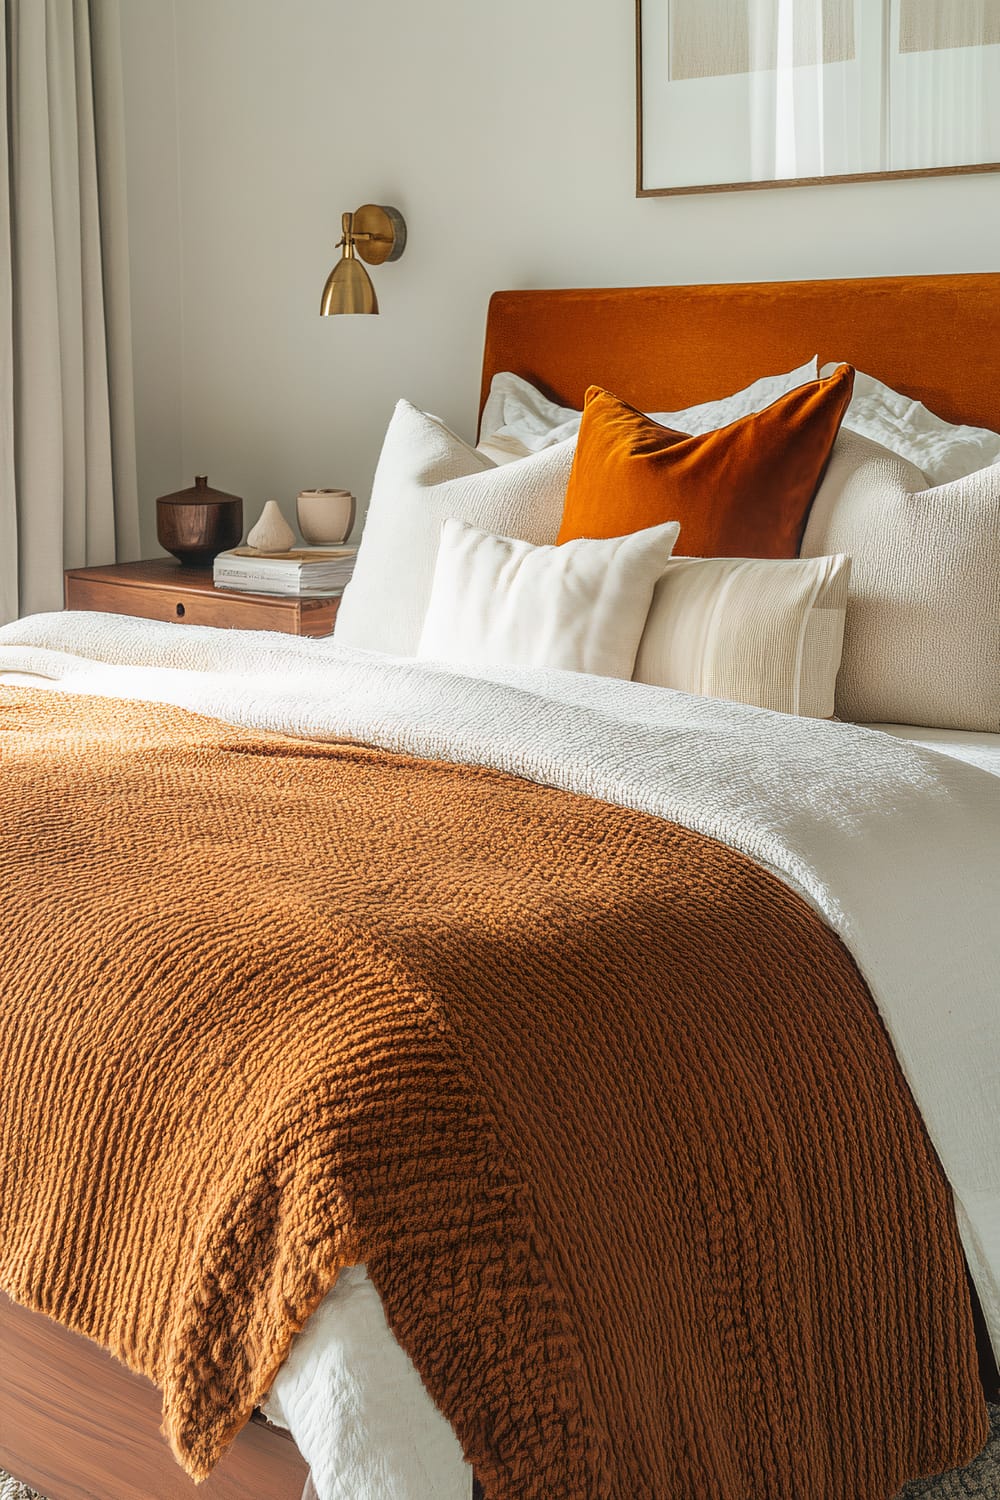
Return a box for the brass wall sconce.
[320,204,407,316]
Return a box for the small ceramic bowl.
[296,489,356,545]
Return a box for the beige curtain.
[0,0,140,624]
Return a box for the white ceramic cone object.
[247,500,295,552]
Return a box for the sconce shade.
[321,254,378,316]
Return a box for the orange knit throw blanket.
[0,690,986,1498]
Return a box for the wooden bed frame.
[4,272,1000,1500]
[0,1292,309,1500]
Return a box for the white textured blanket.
[1,611,998,1500]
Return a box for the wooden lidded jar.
[156,475,243,565]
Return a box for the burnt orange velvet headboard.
[479,273,1000,435]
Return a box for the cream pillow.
[633,554,850,717]
[335,400,573,657]
[801,430,1000,731]
[477,360,820,463]
[417,517,680,678]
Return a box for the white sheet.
[1,611,998,1500]
[866,723,1000,779]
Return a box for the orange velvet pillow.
[557,364,855,557]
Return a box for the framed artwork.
[636,0,1000,195]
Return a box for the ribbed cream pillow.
[634,554,850,716]
[335,401,572,657]
[801,430,1000,731]
[418,517,680,678]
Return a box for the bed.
[1,272,999,1500]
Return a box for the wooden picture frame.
[635,0,1000,196]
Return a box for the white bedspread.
[1,611,999,1500]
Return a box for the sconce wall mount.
[321,203,406,316]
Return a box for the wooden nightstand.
[64,560,340,638]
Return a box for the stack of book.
[213,546,357,596]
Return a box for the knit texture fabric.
[0,690,987,1498]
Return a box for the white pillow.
[820,363,1000,485]
[477,360,820,463]
[417,517,680,679]
[801,429,1000,732]
[633,554,850,717]
[477,375,581,461]
[334,401,573,657]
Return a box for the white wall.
[120,0,1000,554]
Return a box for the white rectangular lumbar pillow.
[633,553,851,717]
[477,359,819,464]
[801,429,1000,732]
[334,400,573,657]
[417,516,680,679]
